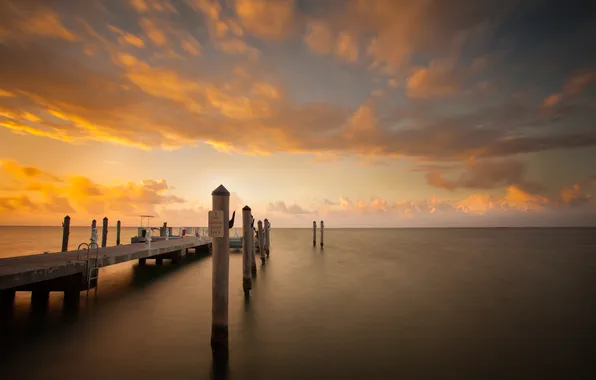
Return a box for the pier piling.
[210,184,230,355]
[320,220,324,248]
[242,206,252,294]
[90,219,98,248]
[250,215,257,275]
[61,215,70,252]
[313,221,317,247]
[264,218,270,257]
[101,217,108,248]
[258,220,265,265]
[116,220,121,245]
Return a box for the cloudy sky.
[0,0,595,227]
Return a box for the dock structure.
[0,236,212,301]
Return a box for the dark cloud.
[0,0,595,164]
[424,159,543,193]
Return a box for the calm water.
[1,227,595,379]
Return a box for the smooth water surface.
[1,228,595,379]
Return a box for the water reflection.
[1,251,211,364]
[211,352,229,380]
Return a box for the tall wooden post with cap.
[210,184,230,356]
[312,221,317,247]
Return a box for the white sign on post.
[208,210,225,238]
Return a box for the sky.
[0,0,595,227]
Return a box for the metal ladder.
[77,242,100,299]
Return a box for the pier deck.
[0,237,212,291]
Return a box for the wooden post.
[258,220,265,264]
[264,218,270,257]
[250,216,257,275]
[210,184,230,355]
[61,215,70,252]
[313,221,317,247]
[116,220,121,245]
[90,219,97,248]
[101,217,108,248]
[320,220,324,248]
[242,206,252,294]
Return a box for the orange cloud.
[20,8,77,41]
[129,0,177,14]
[335,32,359,63]
[0,160,187,220]
[181,35,201,56]
[0,159,62,182]
[108,25,145,48]
[407,58,461,99]
[0,89,15,97]
[500,185,549,211]
[542,70,596,107]
[234,0,295,40]
[304,21,333,54]
[139,18,167,46]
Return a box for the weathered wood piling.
[61,215,70,252]
[313,221,317,247]
[90,219,98,247]
[250,215,257,275]
[264,218,270,257]
[116,220,121,245]
[242,206,252,294]
[258,220,265,264]
[320,220,324,248]
[101,217,108,248]
[210,184,230,355]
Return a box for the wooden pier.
[0,236,212,300]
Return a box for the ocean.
[1,227,595,379]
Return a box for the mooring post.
[116,220,121,245]
[250,216,257,275]
[101,217,108,248]
[210,184,230,356]
[313,221,317,247]
[320,220,324,248]
[242,206,252,294]
[264,218,270,257]
[258,220,265,265]
[61,215,70,252]
[90,219,98,248]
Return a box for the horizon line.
[0,225,594,229]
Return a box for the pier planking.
[0,236,212,290]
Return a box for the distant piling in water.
[320,220,324,248]
[210,184,230,357]
[313,221,317,247]
[264,218,270,257]
[250,215,257,275]
[242,206,252,294]
[258,220,265,265]
[61,215,70,252]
